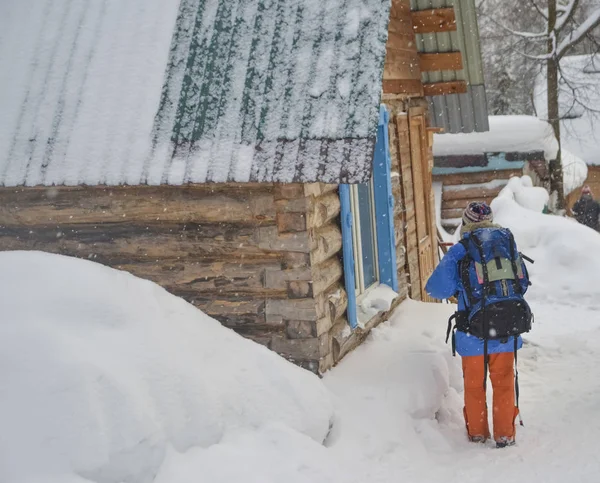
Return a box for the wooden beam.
[433,169,522,186]
[411,8,457,34]
[384,48,421,81]
[386,31,417,52]
[390,0,411,20]
[419,52,463,72]
[427,126,445,134]
[423,80,468,96]
[443,184,505,201]
[382,79,424,96]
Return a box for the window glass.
[356,182,378,291]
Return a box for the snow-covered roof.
[432,115,587,194]
[0,0,390,187]
[433,115,558,159]
[534,54,600,166]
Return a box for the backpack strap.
[471,232,490,391]
[458,237,478,307]
[446,311,469,357]
[446,313,457,357]
[507,231,523,295]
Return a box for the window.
[349,180,379,295]
[340,105,398,329]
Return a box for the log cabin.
[433,116,586,231]
[0,0,488,373]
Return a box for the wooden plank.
[273,183,305,200]
[382,79,424,96]
[443,197,496,210]
[419,52,463,72]
[396,114,421,297]
[384,49,421,81]
[443,185,504,201]
[433,170,522,186]
[390,0,411,20]
[388,15,413,35]
[423,81,467,96]
[175,296,266,317]
[114,260,286,297]
[0,186,276,226]
[441,208,465,219]
[0,222,286,262]
[386,31,418,52]
[411,8,457,34]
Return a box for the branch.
[528,0,548,20]
[556,0,580,33]
[478,11,548,39]
[558,9,600,59]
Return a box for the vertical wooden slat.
[395,114,420,300]
[407,110,437,303]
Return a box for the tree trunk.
[547,0,566,212]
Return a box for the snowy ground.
[3,182,600,482]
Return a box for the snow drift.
[0,251,333,483]
[493,180,600,309]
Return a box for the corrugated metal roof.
[410,0,489,134]
[0,0,390,187]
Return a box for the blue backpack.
[449,227,533,345]
[447,226,534,407]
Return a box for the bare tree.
[480,0,600,212]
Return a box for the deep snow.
[0,252,332,483]
[4,181,600,482]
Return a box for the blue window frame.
[340,105,398,329]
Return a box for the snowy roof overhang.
[433,116,558,159]
[0,0,391,187]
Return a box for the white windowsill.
[355,283,399,327]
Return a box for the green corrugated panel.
[456,0,484,85]
[411,0,488,133]
[152,0,391,184]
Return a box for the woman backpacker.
[426,202,533,448]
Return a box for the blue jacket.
[425,232,523,357]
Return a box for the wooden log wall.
[0,95,441,374]
[0,183,324,373]
[434,170,522,222]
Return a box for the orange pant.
[462,352,518,441]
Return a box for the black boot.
[496,437,516,448]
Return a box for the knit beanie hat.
[463,201,493,226]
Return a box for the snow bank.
[498,176,549,213]
[492,188,600,309]
[0,251,333,483]
[357,284,398,324]
[562,147,589,195]
[325,300,463,467]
